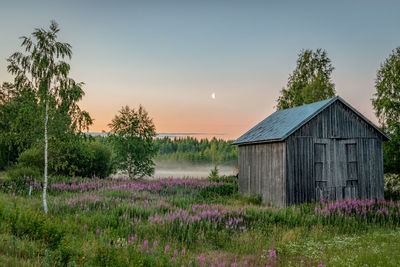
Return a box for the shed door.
[334,140,358,199]
[314,139,359,200]
[314,140,329,200]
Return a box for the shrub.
[209,175,238,184]
[384,173,400,200]
[9,136,114,179]
[1,174,39,194]
[15,146,43,170]
[198,183,238,199]
[93,246,129,266]
[9,206,65,249]
[51,238,81,266]
[241,194,263,205]
[208,165,219,179]
[86,141,114,178]
[7,166,41,181]
[6,146,42,181]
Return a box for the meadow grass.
[0,176,399,266]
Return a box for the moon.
[211,92,216,100]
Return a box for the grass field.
[1,175,400,266]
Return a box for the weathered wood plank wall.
[238,142,286,206]
[286,101,384,205]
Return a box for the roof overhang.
[232,96,391,146]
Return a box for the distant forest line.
[154,137,238,165]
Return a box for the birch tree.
[7,21,91,213]
[109,105,157,179]
[277,49,336,110]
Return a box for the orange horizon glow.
[0,1,392,141]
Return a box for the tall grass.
[1,176,399,266]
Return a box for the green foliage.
[208,165,219,179]
[372,47,400,174]
[0,84,43,169]
[6,166,41,181]
[9,206,65,249]
[0,21,93,173]
[6,20,93,134]
[50,239,82,267]
[93,246,127,266]
[384,173,400,200]
[198,183,238,199]
[109,105,157,179]
[208,175,238,184]
[47,135,113,178]
[87,141,115,178]
[8,135,113,178]
[240,194,263,205]
[154,137,238,165]
[277,49,336,110]
[1,178,400,266]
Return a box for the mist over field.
[153,161,237,178]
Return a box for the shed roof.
[232,96,390,145]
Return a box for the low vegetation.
[1,175,400,266]
[1,20,400,267]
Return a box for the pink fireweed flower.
[269,249,276,259]
[171,257,176,263]
[174,249,178,256]
[318,264,325,267]
[96,228,100,235]
[164,245,170,254]
[197,253,206,266]
[182,248,186,256]
[143,240,149,248]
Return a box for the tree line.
[154,137,238,165]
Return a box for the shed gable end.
[292,101,381,139]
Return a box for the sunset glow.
[1,1,399,140]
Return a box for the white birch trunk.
[43,91,49,214]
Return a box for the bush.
[1,174,39,194]
[8,135,114,179]
[384,173,400,200]
[93,246,129,266]
[9,206,65,249]
[50,238,81,266]
[209,175,238,184]
[208,165,219,179]
[7,166,41,181]
[6,146,42,181]
[86,141,114,178]
[198,183,238,199]
[240,194,263,205]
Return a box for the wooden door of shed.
[314,139,359,200]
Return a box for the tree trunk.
[43,92,49,214]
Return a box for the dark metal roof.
[232,96,390,145]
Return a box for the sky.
[1,0,399,140]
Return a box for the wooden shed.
[232,96,390,206]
